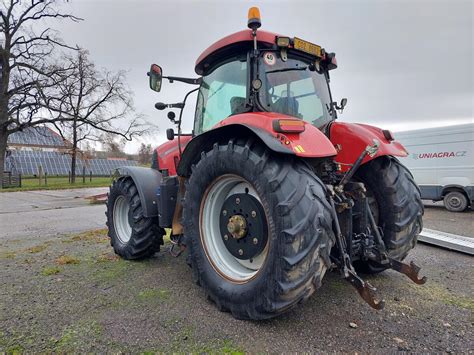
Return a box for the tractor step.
[169,234,186,257]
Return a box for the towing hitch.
[388,258,427,285]
[346,269,385,310]
[328,191,385,309]
[327,139,426,309]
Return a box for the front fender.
[329,122,408,171]
[115,166,162,217]
[177,112,337,176]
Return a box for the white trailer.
[395,123,474,212]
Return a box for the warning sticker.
[263,52,276,66]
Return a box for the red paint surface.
[330,122,408,171]
[155,136,192,176]
[216,112,337,158]
[195,29,283,72]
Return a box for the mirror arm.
[164,76,202,85]
[177,86,200,156]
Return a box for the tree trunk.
[71,118,77,184]
[0,129,8,188]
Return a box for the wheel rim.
[200,174,269,283]
[113,195,132,244]
[448,195,461,209]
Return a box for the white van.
[395,123,474,212]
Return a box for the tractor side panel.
[154,136,192,175]
[216,112,337,157]
[330,122,408,172]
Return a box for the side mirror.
[166,128,175,141]
[333,98,348,114]
[148,64,163,92]
[340,98,347,110]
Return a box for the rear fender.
[115,166,161,218]
[177,112,337,176]
[329,122,408,172]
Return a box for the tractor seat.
[230,96,248,116]
[273,97,300,117]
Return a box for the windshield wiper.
[266,66,308,74]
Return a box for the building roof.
[8,126,67,148]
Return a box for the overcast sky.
[54,0,473,153]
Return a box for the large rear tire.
[183,139,335,320]
[106,177,164,259]
[354,156,423,274]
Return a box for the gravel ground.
[0,188,107,240]
[0,229,472,353]
[423,201,474,238]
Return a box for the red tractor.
[106,7,426,320]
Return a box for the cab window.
[195,58,247,133]
[259,53,334,128]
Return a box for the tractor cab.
[194,33,341,134]
[148,8,345,138]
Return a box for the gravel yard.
[0,229,472,353]
[1,189,473,352]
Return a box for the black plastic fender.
[115,166,162,218]
[177,123,294,177]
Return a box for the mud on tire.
[183,139,335,320]
[106,177,164,259]
[354,156,423,273]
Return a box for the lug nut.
[224,234,228,241]
[251,211,256,218]
[236,197,240,204]
[253,238,258,245]
[222,210,227,216]
[238,249,243,256]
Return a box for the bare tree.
[51,50,148,182]
[138,142,152,165]
[0,0,80,182]
[102,132,126,159]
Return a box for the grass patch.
[51,320,102,351]
[70,229,108,243]
[414,282,474,311]
[96,252,120,263]
[56,255,80,265]
[0,251,16,259]
[91,258,130,282]
[40,266,61,276]
[166,326,245,353]
[25,244,48,253]
[138,288,171,301]
[1,176,112,193]
[0,332,26,354]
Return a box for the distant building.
[7,126,70,152]
[5,126,138,176]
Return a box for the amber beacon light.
[248,7,261,30]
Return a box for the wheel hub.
[449,197,461,208]
[227,215,247,239]
[219,193,268,260]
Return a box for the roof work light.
[276,37,290,47]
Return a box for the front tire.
[183,139,334,320]
[354,156,423,274]
[106,177,164,259]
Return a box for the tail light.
[272,119,305,133]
